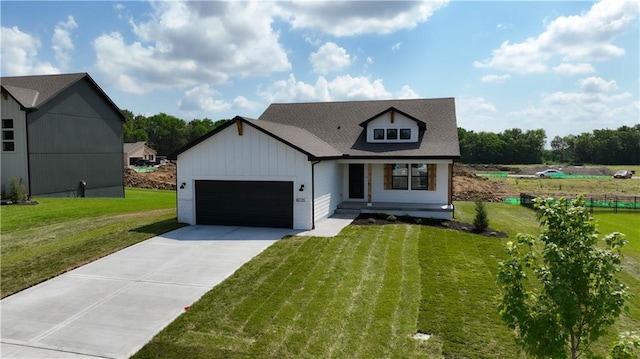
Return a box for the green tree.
[497,196,630,359]
[472,198,489,232]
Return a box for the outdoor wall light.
[180,182,186,189]
[299,184,305,192]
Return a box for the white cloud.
[274,1,448,36]
[93,1,290,93]
[474,0,638,73]
[259,74,417,103]
[579,76,617,93]
[506,78,637,137]
[455,97,500,132]
[552,63,595,76]
[481,74,511,83]
[309,42,351,75]
[396,85,420,99]
[391,42,402,52]
[0,26,60,76]
[178,84,230,113]
[233,96,261,111]
[52,16,78,70]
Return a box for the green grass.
[0,188,182,298]
[134,203,639,358]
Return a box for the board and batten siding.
[313,160,343,223]
[177,123,313,229]
[27,79,124,197]
[0,94,29,195]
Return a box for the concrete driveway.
[1,225,297,359]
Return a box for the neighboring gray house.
[1,73,126,198]
[172,98,460,230]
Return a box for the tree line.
[459,125,639,165]
[123,110,639,165]
[122,110,229,156]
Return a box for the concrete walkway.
[1,215,356,359]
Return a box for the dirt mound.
[124,163,177,190]
[453,164,515,202]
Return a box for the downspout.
[25,112,32,198]
[311,160,321,229]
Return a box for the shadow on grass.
[131,218,187,236]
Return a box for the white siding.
[1,95,29,195]
[339,161,451,205]
[177,124,313,229]
[365,112,419,143]
[313,160,343,223]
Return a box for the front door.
[348,164,364,199]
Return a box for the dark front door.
[195,180,293,228]
[348,164,365,199]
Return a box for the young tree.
[497,195,630,359]
[472,198,489,233]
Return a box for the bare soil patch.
[125,163,177,190]
[452,164,516,202]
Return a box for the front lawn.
[0,188,182,298]
[134,203,639,358]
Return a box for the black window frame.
[387,128,398,140]
[411,164,428,190]
[373,128,385,140]
[2,119,15,152]
[400,128,411,140]
[392,164,408,189]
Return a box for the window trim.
[373,128,385,140]
[391,164,408,190]
[410,164,428,190]
[400,128,411,140]
[2,118,15,152]
[384,163,435,191]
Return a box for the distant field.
[0,188,182,298]
[498,176,640,197]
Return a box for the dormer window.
[373,129,384,140]
[386,129,398,140]
[361,107,424,143]
[400,129,411,140]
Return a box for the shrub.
[386,214,397,222]
[367,217,376,224]
[473,198,489,232]
[490,231,498,237]
[415,218,423,225]
[9,177,26,203]
[441,221,450,228]
[461,226,469,232]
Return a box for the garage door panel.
[195,180,293,228]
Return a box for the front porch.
[335,201,454,220]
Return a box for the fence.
[519,193,640,213]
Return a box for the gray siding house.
[1,73,126,198]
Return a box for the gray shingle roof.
[259,98,460,158]
[1,73,86,109]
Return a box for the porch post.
[367,163,372,204]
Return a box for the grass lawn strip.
[1,211,180,298]
[132,205,638,358]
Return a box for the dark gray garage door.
[195,180,293,228]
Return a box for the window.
[373,129,385,140]
[411,164,428,190]
[384,163,436,191]
[387,128,398,140]
[2,119,14,152]
[392,164,408,189]
[400,128,411,140]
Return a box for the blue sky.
[1,0,638,142]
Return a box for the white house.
[172,98,460,230]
